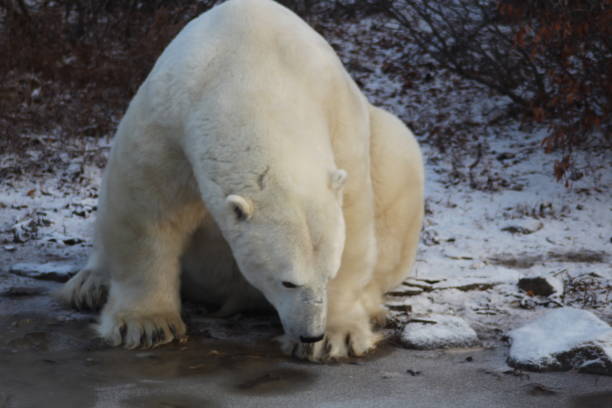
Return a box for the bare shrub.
[3,0,608,183]
[371,0,611,182]
[0,0,219,159]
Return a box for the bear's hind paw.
[58,268,108,310]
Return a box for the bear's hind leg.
[59,250,109,310]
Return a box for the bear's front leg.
[280,289,382,362]
[97,232,187,349]
[281,214,382,362]
[323,291,383,359]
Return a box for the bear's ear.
[226,195,253,221]
[329,169,347,192]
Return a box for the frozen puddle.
[507,307,612,375]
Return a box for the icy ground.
[0,12,610,376]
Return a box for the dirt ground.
[1,251,610,408]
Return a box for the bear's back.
[137,0,348,127]
[153,0,341,91]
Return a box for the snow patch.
[507,307,612,375]
[10,262,79,282]
[401,314,479,349]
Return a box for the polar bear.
[61,0,424,361]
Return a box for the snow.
[9,262,78,282]
[507,307,612,374]
[401,314,479,349]
[311,19,612,351]
[0,10,610,373]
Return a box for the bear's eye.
[282,281,299,289]
[233,205,247,221]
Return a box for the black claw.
[345,334,353,356]
[291,343,298,358]
[75,279,84,292]
[302,343,313,356]
[324,338,332,354]
[119,324,127,342]
[139,331,149,348]
[152,328,165,343]
[169,324,177,338]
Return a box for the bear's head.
[213,168,347,343]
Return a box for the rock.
[10,214,51,243]
[386,302,412,313]
[507,307,612,375]
[501,220,543,235]
[429,271,519,292]
[1,286,47,297]
[518,276,564,297]
[45,233,85,246]
[548,249,607,263]
[9,262,79,282]
[496,152,516,161]
[11,219,38,243]
[387,285,424,296]
[489,253,540,269]
[433,278,498,292]
[62,237,84,246]
[443,249,474,260]
[381,371,403,379]
[66,160,84,177]
[403,279,435,291]
[522,383,559,396]
[401,314,479,350]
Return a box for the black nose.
[300,334,324,343]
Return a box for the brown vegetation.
[1,0,609,181]
[0,0,218,154]
[373,0,611,181]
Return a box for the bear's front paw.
[97,309,187,349]
[278,325,383,362]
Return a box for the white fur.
[60,0,424,361]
